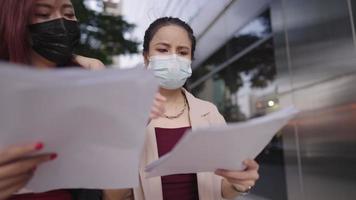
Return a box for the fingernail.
[31,166,37,173]
[50,153,58,160]
[34,142,44,150]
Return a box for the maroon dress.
[155,127,199,200]
[9,190,72,200]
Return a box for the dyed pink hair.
[0,0,34,64]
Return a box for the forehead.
[34,0,73,8]
[150,25,191,47]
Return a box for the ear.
[143,52,149,68]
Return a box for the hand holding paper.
[0,64,158,192]
[145,107,299,178]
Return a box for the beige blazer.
[133,89,227,200]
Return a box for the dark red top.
[155,127,199,200]
[9,190,72,200]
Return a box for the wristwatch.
[232,184,252,195]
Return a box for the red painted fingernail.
[50,153,58,160]
[31,166,37,173]
[34,142,44,150]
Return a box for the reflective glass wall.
[271,0,356,199]
[187,0,356,199]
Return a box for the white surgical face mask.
[148,54,192,90]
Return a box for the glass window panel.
[189,10,272,83]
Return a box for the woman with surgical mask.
[0,0,164,199]
[132,17,260,200]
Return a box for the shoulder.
[195,97,220,113]
[184,89,226,124]
[184,89,218,112]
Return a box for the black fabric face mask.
[29,18,80,65]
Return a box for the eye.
[64,13,75,18]
[64,9,76,19]
[157,48,168,53]
[35,13,50,19]
[65,13,76,19]
[179,51,189,56]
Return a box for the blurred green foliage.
[72,0,139,65]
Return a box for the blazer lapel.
[139,122,163,200]
[183,89,210,131]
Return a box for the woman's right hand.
[0,142,56,200]
[72,55,105,70]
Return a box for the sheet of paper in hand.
[145,107,299,177]
[0,63,158,192]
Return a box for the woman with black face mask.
[0,0,142,199]
[0,0,104,69]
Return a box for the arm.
[221,178,241,199]
[103,189,133,200]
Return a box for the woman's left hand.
[215,159,259,193]
[72,55,105,70]
[149,93,166,120]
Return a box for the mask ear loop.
[146,56,151,68]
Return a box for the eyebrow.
[34,3,73,9]
[154,42,170,47]
[177,46,191,50]
[154,42,191,50]
[62,3,74,9]
[35,3,53,9]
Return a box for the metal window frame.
[189,33,273,90]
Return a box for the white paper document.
[145,107,299,178]
[0,63,158,192]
